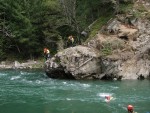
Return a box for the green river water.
[0,69,150,113]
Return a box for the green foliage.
[76,0,114,28]
[0,0,65,60]
[0,37,6,60]
[136,4,147,12]
[119,3,133,13]
[88,16,113,40]
[0,0,135,60]
[101,38,125,56]
[101,43,112,56]
[133,3,150,19]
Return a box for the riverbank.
[0,60,44,69]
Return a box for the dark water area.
[0,69,150,113]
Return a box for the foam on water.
[98,93,113,98]
[10,76,21,80]
[110,86,119,89]
[0,73,7,75]
[21,79,33,84]
[66,98,71,101]
[63,82,67,84]
[35,80,42,84]
[20,71,35,75]
[82,83,91,88]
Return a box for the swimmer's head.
[127,105,133,112]
[105,96,110,100]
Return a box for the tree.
[0,0,65,59]
[59,0,80,37]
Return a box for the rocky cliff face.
[117,19,150,79]
[44,1,150,80]
[44,19,150,80]
[86,18,150,80]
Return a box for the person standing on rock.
[44,48,50,60]
[67,35,74,47]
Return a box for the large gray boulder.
[44,46,103,79]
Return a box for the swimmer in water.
[105,95,113,102]
[127,105,137,113]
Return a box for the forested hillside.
[0,0,133,61]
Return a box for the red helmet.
[127,105,133,111]
[105,96,110,100]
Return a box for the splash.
[98,93,113,98]
[10,76,21,80]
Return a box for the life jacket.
[68,35,74,43]
[44,48,50,54]
[46,49,50,54]
[71,37,74,43]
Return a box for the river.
[0,69,150,113]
